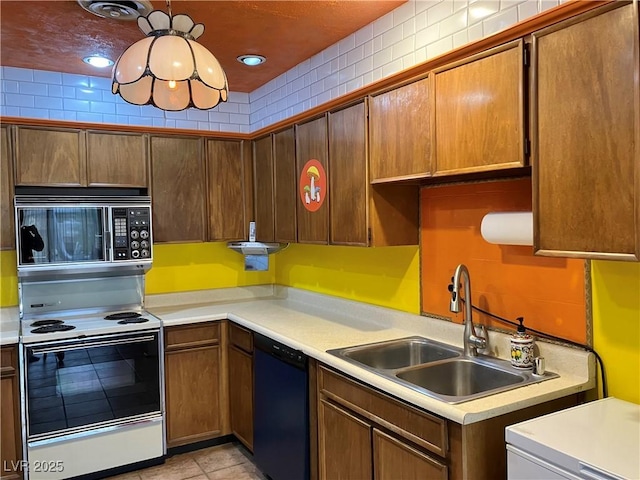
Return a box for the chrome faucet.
[450,264,487,357]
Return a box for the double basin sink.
[327,336,557,404]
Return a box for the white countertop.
[0,307,19,345]
[506,397,640,479]
[146,285,596,425]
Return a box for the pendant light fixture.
[111,1,228,111]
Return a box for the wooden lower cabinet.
[1,346,22,480]
[316,364,579,480]
[228,323,254,450]
[318,400,372,480]
[373,429,447,480]
[164,322,229,448]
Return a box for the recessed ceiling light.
[83,55,114,68]
[237,55,266,66]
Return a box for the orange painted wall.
[420,178,586,344]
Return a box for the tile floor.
[106,442,267,480]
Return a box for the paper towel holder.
[480,211,533,246]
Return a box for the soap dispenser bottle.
[510,317,534,369]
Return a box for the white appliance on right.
[506,397,639,480]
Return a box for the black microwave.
[15,195,153,278]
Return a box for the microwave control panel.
[112,207,152,261]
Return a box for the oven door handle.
[30,335,156,354]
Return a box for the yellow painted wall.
[0,243,275,308]
[146,242,274,294]
[0,250,18,307]
[274,244,420,314]
[591,260,640,404]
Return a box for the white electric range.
[18,274,165,480]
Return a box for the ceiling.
[0,0,405,93]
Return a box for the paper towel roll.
[480,212,533,246]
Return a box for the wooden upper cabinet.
[14,125,85,186]
[296,116,329,244]
[86,130,148,187]
[1,126,15,250]
[329,101,419,247]
[273,127,297,243]
[329,102,368,246]
[369,77,432,183]
[150,135,206,243]
[207,139,246,241]
[532,2,640,260]
[252,135,275,242]
[432,39,526,176]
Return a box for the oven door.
[21,331,164,479]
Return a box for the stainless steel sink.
[328,336,461,370]
[396,357,526,402]
[327,337,558,404]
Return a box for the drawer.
[229,323,253,353]
[318,365,448,457]
[165,322,220,350]
[1,345,17,377]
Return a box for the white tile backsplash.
[1,0,542,133]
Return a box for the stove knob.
[130,240,140,250]
[130,230,140,240]
[140,240,150,249]
[131,250,140,259]
[141,249,150,258]
[139,229,150,240]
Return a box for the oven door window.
[24,332,161,438]
[17,207,106,266]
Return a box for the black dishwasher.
[253,333,310,480]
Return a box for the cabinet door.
[150,136,206,242]
[253,136,275,242]
[86,131,148,187]
[273,128,297,243]
[369,77,432,182]
[0,126,15,250]
[165,345,221,447]
[1,347,21,480]
[228,345,253,450]
[373,429,447,480]
[532,3,640,260]
[433,40,526,176]
[329,102,368,246]
[207,139,246,241]
[296,116,329,244]
[318,400,372,480]
[14,126,85,186]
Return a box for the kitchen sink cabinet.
[228,323,254,451]
[86,130,148,187]
[296,116,329,244]
[316,364,579,480]
[164,321,228,448]
[328,101,419,246]
[1,346,22,480]
[207,139,248,241]
[273,127,297,243]
[150,135,206,243]
[1,126,14,250]
[318,399,372,479]
[532,2,640,261]
[252,135,275,242]
[432,40,526,176]
[13,125,148,188]
[369,76,432,183]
